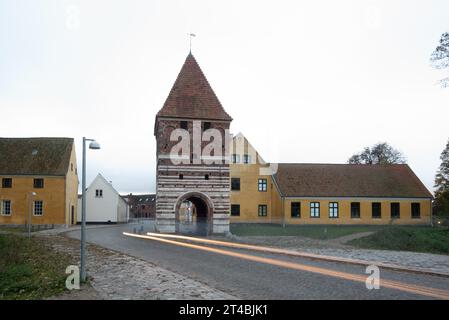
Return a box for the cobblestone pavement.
[45,234,237,300]
[66,225,449,299]
[225,235,449,276]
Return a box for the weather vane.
[188,33,196,53]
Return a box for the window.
[291,202,301,218]
[329,202,339,218]
[243,154,252,164]
[411,203,420,219]
[2,178,12,188]
[391,203,400,219]
[205,174,209,180]
[231,154,240,164]
[258,179,267,192]
[310,202,320,218]
[231,178,240,191]
[95,189,103,198]
[33,178,44,188]
[180,121,188,130]
[258,205,267,217]
[33,201,43,216]
[231,204,240,216]
[203,122,211,131]
[71,163,74,171]
[179,174,184,179]
[351,202,360,219]
[1,200,11,216]
[372,202,381,219]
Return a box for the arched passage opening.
[175,192,213,236]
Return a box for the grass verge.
[0,234,74,299]
[348,226,449,255]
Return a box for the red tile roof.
[157,53,232,121]
[273,163,433,198]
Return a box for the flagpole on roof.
[188,33,196,53]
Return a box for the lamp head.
[89,141,101,150]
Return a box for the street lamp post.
[80,137,100,283]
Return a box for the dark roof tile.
[0,138,74,176]
[273,163,432,198]
[157,53,232,121]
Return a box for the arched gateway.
[154,53,232,235]
[175,192,214,235]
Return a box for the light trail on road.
[143,232,445,276]
[123,232,449,300]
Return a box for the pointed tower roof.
[156,53,232,121]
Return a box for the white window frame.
[231,154,240,164]
[329,202,339,218]
[95,189,103,198]
[258,178,267,192]
[243,154,252,164]
[1,200,12,216]
[33,200,43,216]
[310,202,320,218]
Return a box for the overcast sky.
[1,0,448,194]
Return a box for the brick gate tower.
[154,53,233,235]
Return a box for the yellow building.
[0,138,79,227]
[230,134,433,225]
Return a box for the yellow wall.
[65,144,79,225]
[230,163,274,223]
[230,161,432,225]
[0,144,79,226]
[0,176,67,225]
[281,198,431,225]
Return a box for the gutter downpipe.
[282,195,285,228]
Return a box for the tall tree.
[434,138,449,217]
[435,138,449,194]
[430,32,449,88]
[348,142,406,165]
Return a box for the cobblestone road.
[46,234,236,300]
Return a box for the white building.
[77,174,128,223]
